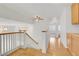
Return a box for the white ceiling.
[0,3,71,23]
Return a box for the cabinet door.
[72,3,79,24]
[72,36,79,55]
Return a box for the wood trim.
[42,31,47,32]
[0,32,23,35]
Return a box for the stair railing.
[0,32,39,56]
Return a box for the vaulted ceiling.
[0,3,71,23]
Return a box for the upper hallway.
[0,3,79,56]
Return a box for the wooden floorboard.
[8,48,52,56]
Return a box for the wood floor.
[8,48,52,56]
[8,48,71,56]
[8,38,72,56]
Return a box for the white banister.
[0,32,38,56]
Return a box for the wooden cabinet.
[67,33,79,55]
[72,3,79,24]
[72,35,79,55]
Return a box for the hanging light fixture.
[32,16,44,22]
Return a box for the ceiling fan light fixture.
[35,19,39,22]
[33,15,44,22]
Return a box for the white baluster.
[1,35,4,54]
[10,34,12,50]
[0,35,1,55]
[11,34,13,50]
[9,34,11,51]
[0,35,3,55]
[6,35,8,52]
[8,34,10,52]
[4,35,7,53]
[13,34,15,49]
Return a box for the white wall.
[60,8,67,48]
[66,5,79,33]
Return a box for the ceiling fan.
[32,16,44,22]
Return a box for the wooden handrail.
[24,33,38,44]
[0,32,23,35]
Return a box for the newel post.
[41,30,47,54]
